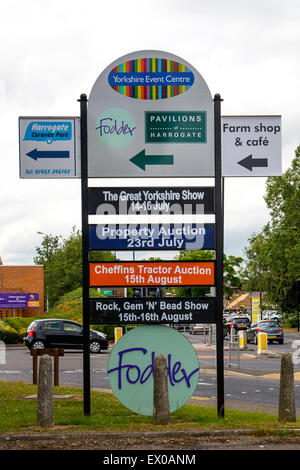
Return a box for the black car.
[224,316,251,337]
[246,320,284,344]
[24,319,109,353]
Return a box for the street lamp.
[37,231,49,313]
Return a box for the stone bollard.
[153,354,170,425]
[278,352,296,422]
[36,354,54,428]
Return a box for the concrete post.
[36,354,54,428]
[278,352,296,422]
[153,354,170,425]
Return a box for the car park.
[24,319,109,353]
[246,320,284,344]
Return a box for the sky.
[1,0,299,265]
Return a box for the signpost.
[107,325,200,416]
[20,48,283,421]
[89,261,215,287]
[222,115,282,177]
[89,223,215,251]
[98,288,124,297]
[88,186,215,215]
[82,50,223,418]
[87,50,215,178]
[90,297,216,324]
[19,117,80,178]
[0,293,39,309]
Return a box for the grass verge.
[0,380,300,434]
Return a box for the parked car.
[189,323,209,334]
[246,320,284,344]
[224,316,251,337]
[24,319,109,353]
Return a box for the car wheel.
[31,340,45,349]
[90,340,101,353]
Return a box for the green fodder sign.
[107,325,199,416]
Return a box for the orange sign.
[90,261,214,287]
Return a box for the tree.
[242,146,300,313]
[223,254,243,298]
[34,227,116,308]
[172,250,242,298]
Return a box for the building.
[0,264,44,319]
[225,290,251,312]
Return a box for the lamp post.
[37,231,49,313]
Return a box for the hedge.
[0,321,21,344]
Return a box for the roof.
[226,293,250,309]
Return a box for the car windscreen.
[234,318,249,324]
[259,321,279,328]
[27,321,37,331]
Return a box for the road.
[1,330,300,414]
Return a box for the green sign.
[99,288,124,297]
[145,111,206,144]
[107,325,199,416]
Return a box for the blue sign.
[0,293,39,309]
[89,223,215,251]
[108,71,194,88]
[23,121,72,144]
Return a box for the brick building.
[0,265,44,319]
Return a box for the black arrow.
[237,154,268,172]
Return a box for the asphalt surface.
[0,333,300,416]
[2,330,300,415]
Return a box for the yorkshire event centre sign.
[87,50,214,178]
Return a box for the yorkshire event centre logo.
[108,57,194,100]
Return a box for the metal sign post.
[214,94,225,418]
[78,52,225,418]
[78,94,91,416]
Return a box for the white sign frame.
[221,115,282,177]
[19,117,81,179]
[87,50,215,178]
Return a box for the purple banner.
[0,293,40,309]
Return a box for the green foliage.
[34,227,116,308]
[3,317,31,331]
[242,146,300,312]
[0,321,20,344]
[172,250,242,297]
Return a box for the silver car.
[247,320,284,344]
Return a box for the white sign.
[19,117,81,179]
[87,50,215,178]
[221,115,282,177]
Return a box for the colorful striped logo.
[108,58,194,100]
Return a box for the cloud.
[1,0,299,265]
